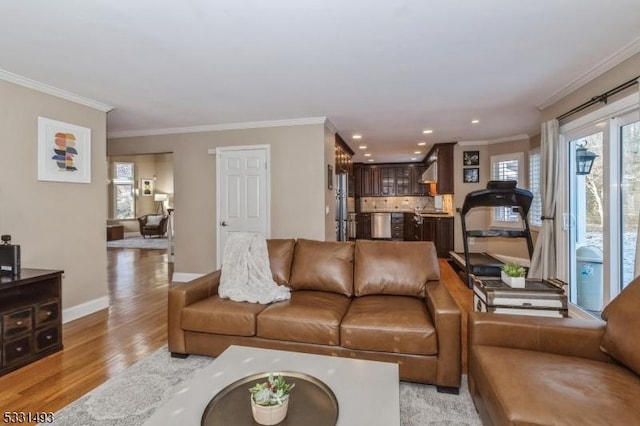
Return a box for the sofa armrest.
[168,270,221,353]
[468,312,610,362]
[425,280,461,388]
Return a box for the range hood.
[421,162,438,183]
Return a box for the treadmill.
[453,180,534,288]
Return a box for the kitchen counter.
[359,210,454,217]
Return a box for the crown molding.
[108,116,328,139]
[0,68,113,112]
[457,133,529,147]
[537,36,640,110]
[324,118,337,134]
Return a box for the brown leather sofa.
[468,275,640,425]
[169,238,461,391]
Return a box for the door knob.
[221,221,228,227]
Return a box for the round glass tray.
[201,371,339,426]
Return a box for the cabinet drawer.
[3,309,32,339]
[36,301,60,327]
[35,326,60,353]
[3,335,31,367]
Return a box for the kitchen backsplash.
[359,195,453,213]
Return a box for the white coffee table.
[144,345,400,425]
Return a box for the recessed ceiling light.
[411,157,417,161]
[368,159,375,162]
[471,119,480,124]
[417,142,427,146]
[422,129,433,134]
[364,153,372,157]
[359,145,367,150]
[414,151,421,154]
[352,134,362,140]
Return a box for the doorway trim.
[209,144,271,268]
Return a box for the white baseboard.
[172,272,205,283]
[62,296,109,324]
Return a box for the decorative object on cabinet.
[463,168,479,183]
[37,117,91,183]
[0,269,63,376]
[463,151,479,166]
[141,178,154,196]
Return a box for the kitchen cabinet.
[357,213,371,239]
[423,143,455,194]
[395,167,411,195]
[411,215,454,257]
[360,167,380,196]
[403,213,416,240]
[391,213,404,240]
[356,163,426,197]
[380,168,395,196]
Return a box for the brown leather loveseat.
[169,238,461,391]
[468,275,640,425]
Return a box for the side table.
[107,225,124,241]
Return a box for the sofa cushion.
[354,240,439,297]
[266,239,296,286]
[341,295,437,355]
[471,345,640,425]
[289,239,354,296]
[256,290,350,345]
[600,275,640,375]
[145,215,163,226]
[182,296,267,337]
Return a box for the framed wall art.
[327,164,334,190]
[37,117,91,183]
[463,150,479,166]
[463,167,480,183]
[141,178,154,196]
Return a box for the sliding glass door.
[563,105,639,315]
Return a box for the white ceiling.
[2,1,640,162]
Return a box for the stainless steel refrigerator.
[335,173,352,241]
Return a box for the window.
[490,152,524,224]
[113,162,135,219]
[528,149,542,227]
[559,93,639,315]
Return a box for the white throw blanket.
[218,232,291,304]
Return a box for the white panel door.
[216,147,270,267]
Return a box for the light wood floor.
[0,249,472,423]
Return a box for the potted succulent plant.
[501,262,527,288]
[249,373,295,425]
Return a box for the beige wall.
[453,139,536,259]
[541,52,640,122]
[0,80,107,313]
[324,125,337,241]
[107,153,174,232]
[107,123,329,275]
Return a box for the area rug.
[47,347,481,425]
[107,234,169,250]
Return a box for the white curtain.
[529,119,560,279]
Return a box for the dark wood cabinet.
[391,213,404,240]
[1,269,63,376]
[423,143,455,195]
[356,163,427,197]
[412,216,455,257]
[435,216,454,258]
[403,213,416,240]
[357,213,372,239]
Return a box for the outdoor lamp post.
[576,141,598,175]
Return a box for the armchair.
[137,214,168,238]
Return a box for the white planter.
[251,398,289,425]
[501,271,526,288]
